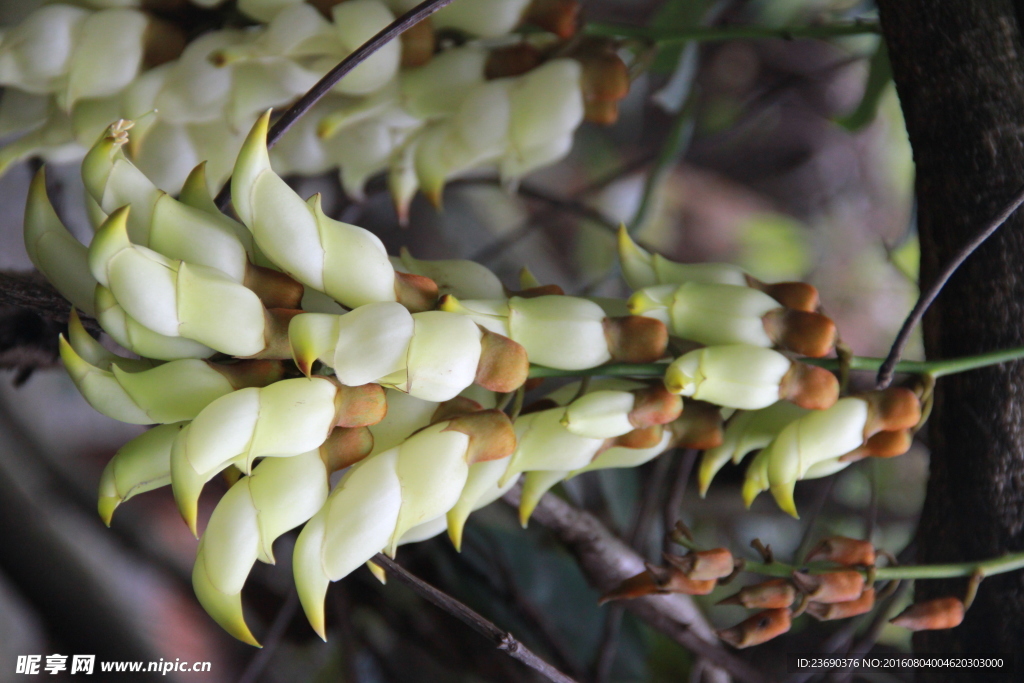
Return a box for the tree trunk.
[877,2,1024,677]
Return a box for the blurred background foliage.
[0,0,923,680]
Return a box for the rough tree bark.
[877,2,1024,677]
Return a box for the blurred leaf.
[649,0,713,73]
[837,42,892,131]
[736,212,810,281]
[644,628,694,682]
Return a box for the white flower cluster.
[0,0,609,211]
[25,103,921,646]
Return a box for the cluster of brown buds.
[603,534,971,649]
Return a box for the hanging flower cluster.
[0,0,624,213]
[24,96,926,646]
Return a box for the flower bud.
[806,588,876,621]
[717,609,792,648]
[665,346,785,408]
[862,387,922,434]
[790,570,865,604]
[24,168,98,316]
[806,537,876,567]
[397,247,506,299]
[600,563,716,604]
[664,548,735,581]
[432,0,532,38]
[889,597,965,631]
[717,579,797,609]
[518,468,568,527]
[98,422,185,526]
[574,39,629,125]
[94,284,215,361]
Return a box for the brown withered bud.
[791,570,865,604]
[747,277,820,313]
[523,0,581,39]
[400,18,435,68]
[474,328,529,393]
[664,548,735,581]
[142,18,187,69]
[332,382,388,428]
[244,263,304,310]
[319,426,375,473]
[485,43,544,79]
[604,316,669,364]
[806,588,876,621]
[762,308,837,358]
[806,536,876,567]
[670,400,724,450]
[599,564,716,604]
[444,409,517,464]
[890,596,965,631]
[394,271,439,312]
[717,608,792,649]
[862,387,922,436]
[628,385,684,428]
[779,362,840,410]
[430,396,484,424]
[718,579,797,609]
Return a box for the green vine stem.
[583,20,881,46]
[526,345,1024,380]
[740,550,1024,582]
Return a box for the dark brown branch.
[214,0,455,211]
[503,485,769,683]
[875,181,1024,389]
[370,553,580,683]
[236,590,299,683]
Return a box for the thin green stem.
[527,345,1024,380]
[584,20,880,46]
[740,549,1024,582]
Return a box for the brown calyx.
[669,400,724,450]
[779,362,839,410]
[862,387,922,435]
[628,385,684,428]
[485,43,544,80]
[319,426,375,473]
[332,382,388,428]
[443,409,517,463]
[244,263,304,310]
[522,0,581,39]
[475,328,529,393]
[142,17,187,69]
[603,316,668,364]
[255,308,304,360]
[431,396,484,424]
[572,39,630,125]
[394,271,439,312]
[762,308,837,358]
[400,17,435,68]
[747,276,820,313]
